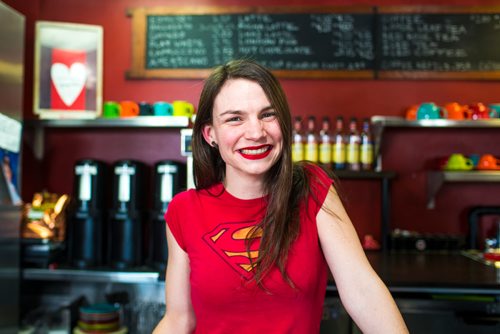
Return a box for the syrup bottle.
[346,117,361,171]
[292,116,305,162]
[332,116,346,170]
[305,116,319,163]
[319,116,332,166]
[360,118,374,171]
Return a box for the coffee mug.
[139,102,153,116]
[469,154,481,168]
[444,102,466,120]
[120,101,140,117]
[405,104,418,120]
[488,104,500,118]
[466,103,489,120]
[172,100,195,117]
[102,101,121,118]
[444,153,474,171]
[477,154,500,170]
[153,102,173,116]
[417,102,441,120]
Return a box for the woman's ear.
[202,124,214,146]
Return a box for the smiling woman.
[201,78,283,194]
[153,59,408,334]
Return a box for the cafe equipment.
[467,206,500,249]
[68,159,107,268]
[150,160,186,270]
[108,160,146,269]
[0,3,24,331]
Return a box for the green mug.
[444,153,473,171]
[103,101,121,118]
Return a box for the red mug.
[466,103,489,120]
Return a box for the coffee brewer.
[108,160,146,269]
[150,160,186,270]
[68,159,107,268]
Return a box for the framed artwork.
[33,21,103,119]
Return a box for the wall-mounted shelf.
[23,116,190,159]
[24,116,190,128]
[427,171,500,209]
[23,267,161,284]
[370,116,500,171]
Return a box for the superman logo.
[203,221,262,280]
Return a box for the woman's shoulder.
[171,187,200,205]
[297,162,334,186]
[171,183,224,206]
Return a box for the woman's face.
[203,78,283,183]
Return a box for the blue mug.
[417,102,441,120]
[469,154,481,169]
[153,102,173,116]
[488,104,500,118]
[139,102,153,116]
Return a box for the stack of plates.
[73,304,127,334]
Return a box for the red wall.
[8,0,500,245]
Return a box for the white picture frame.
[33,21,103,119]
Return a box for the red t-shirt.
[166,164,332,334]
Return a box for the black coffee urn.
[108,160,146,269]
[150,160,186,270]
[68,159,107,268]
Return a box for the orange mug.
[405,104,418,120]
[444,102,466,120]
[119,101,140,117]
[477,154,500,170]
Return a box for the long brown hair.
[192,59,312,288]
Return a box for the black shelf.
[335,170,396,180]
[334,169,396,251]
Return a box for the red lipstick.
[239,145,272,160]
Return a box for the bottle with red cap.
[319,116,333,166]
[305,116,319,163]
[360,118,374,171]
[346,117,361,171]
[292,116,305,162]
[332,116,347,170]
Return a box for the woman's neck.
[223,175,266,200]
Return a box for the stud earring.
[211,141,218,148]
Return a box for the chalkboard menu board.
[128,6,500,80]
[128,6,375,79]
[377,6,500,79]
